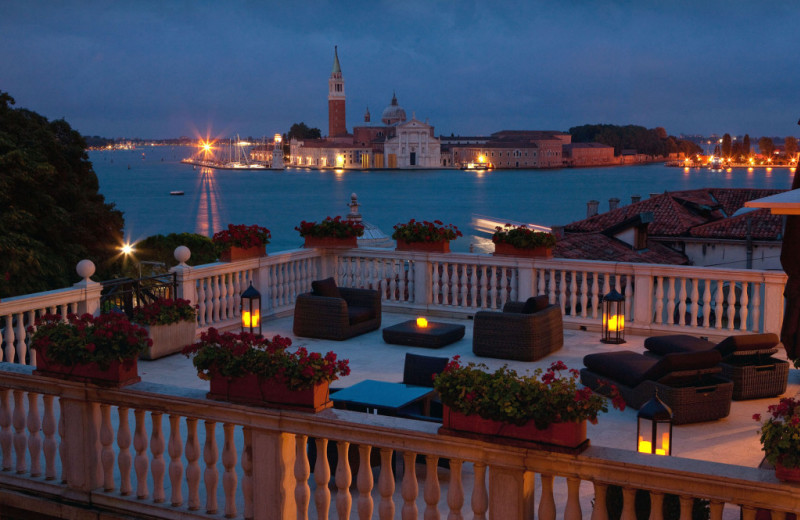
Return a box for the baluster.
[591,482,609,520]
[206,278,216,326]
[537,267,546,296]
[452,264,461,306]
[42,395,56,480]
[579,272,588,318]
[232,272,242,321]
[726,282,736,331]
[15,313,26,364]
[489,266,498,309]
[150,412,166,503]
[649,492,664,520]
[469,265,478,308]
[690,278,700,326]
[565,476,582,520]
[740,282,750,331]
[335,441,352,520]
[278,264,286,307]
[666,277,677,325]
[568,270,577,317]
[401,451,419,520]
[288,261,297,303]
[242,428,253,520]
[740,507,757,520]
[499,266,508,307]
[378,448,395,520]
[100,404,114,490]
[389,261,398,302]
[471,462,487,520]
[59,400,66,482]
[168,415,184,507]
[13,390,26,474]
[538,473,556,520]
[478,266,488,309]
[554,270,562,314]
[709,500,724,520]
[196,281,207,327]
[406,261,414,302]
[447,459,464,520]
[269,266,278,309]
[357,444,374,520]
[715,280,724,330]
[185,418,201,510]
[212,275,222,324]
[591,273,599,319]
[654,276,665,325]
[461,265,470,307]
[314,438,331,520]
[678,278,687,326]
[3,314,15,363]
[133,409,149,499]
[25,392,41,477]
[620,487,636,520]
[295,434,310,520]
[679,495,693,520]
[222,423,237,518]
[117,407,132,495]
[752,282,762,332]
[441,262,450,305]
[219,273,229,320]
[702,279,712,329]
[203,420,219,514]
[432,263,442,305]
[424,455,440,520]
[26,311,36,365]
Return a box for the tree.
[721,134,732,158]
[785,136,798,159]
[743,134,751,158]
[0,91,125,298]
[288,122,321,141]
[759,137,775,157]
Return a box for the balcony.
[0,247,797,519]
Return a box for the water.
[90,146,794,253]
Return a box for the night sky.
[2,1,797,140]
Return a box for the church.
[289,47,442,169]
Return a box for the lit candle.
[242,311,259,328]
[637,438,652,454]
[416,317,428,328]
[662,432,670,454]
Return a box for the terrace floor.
[139,311,800,470]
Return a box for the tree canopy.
[568,124,701,157]
[288,122,321,141]
[0,91,125,298]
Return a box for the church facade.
[289,48,441,169]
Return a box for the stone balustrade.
[0,363,798,519]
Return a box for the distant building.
[442,130,570,169]
[563,142,615,167]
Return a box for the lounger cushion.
[644,335,713,355]
[312,277,341,299]
[347,306,374,325]
[715,333,780,357]
[522,296,550,314]
[639,350,722,385]
[583,351,658,387]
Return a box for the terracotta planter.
[220,245,266,262]
[208,373,332,412]
[304,236,358,249]
[775,462,800,483]
[441,405,587,450]
[493,242,553,259]
[141,320,197,360]
[34,347,140,387]
[396,239,450,253]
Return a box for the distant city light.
[120,242,135,255]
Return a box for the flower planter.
[304,236,358,249]
[34,347,140,387]
[208,373,333,412]
[396,239,450,253]
[220,246,266,262]
[493,242,553,259]
[142,320,197,360]
[775,462,800,483]
[440,406,588,452]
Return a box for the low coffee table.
[382,320,465,348]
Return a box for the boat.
[170,191,184,196]
[461,162,491,171]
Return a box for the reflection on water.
[193,167,226,236]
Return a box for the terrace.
[0,246,798,519]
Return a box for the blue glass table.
[331,379,435,415]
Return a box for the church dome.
[381,92,407,125]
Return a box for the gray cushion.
[312,277,341,299]
[644,335,713,355]
[522,295,550,314]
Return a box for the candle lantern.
[240,282,262,336]
[416,317,428,328]
[601,288,626,344]
[637,393,673,456]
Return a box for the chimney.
[631,194,641,204]
[609,198,620,211]
[550,225,564,239]
[649,193,660,199]
[587,200,599,218]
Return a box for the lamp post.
[240,282,262,336]
[637,392,673,456]
[601,288,626,344]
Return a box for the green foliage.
[743,134,751,156]
[0,91,125,298]
[604,486,710,520]
[132,297,196,326]
[391,219,462,243]
[288,122,321,140]
[755,397,800,468]
[132,233,217,270]
[721,133,732,157]
[295,216,365,238]
[492,224,556,249]
[784,136,798,157]
[569,124,701,157]
[758,137,775,156]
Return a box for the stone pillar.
[250,430,296,520]
[517,264,535,301]
[632,265,654,327]
[413,255,433,307]
[488,467,535,519]
[61,398,101,492]
[171,246,196,305]
[73,260,102,316]
[763,271,787,334]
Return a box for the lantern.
[416,317,428,328]
[240,282,262,336]
[601,289,625,344]
[637,393,673,456]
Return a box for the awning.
[744,188,800,215]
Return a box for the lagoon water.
[90,146,794,253]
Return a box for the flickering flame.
[606,314,624,332]
[416,317,428,328]
[242,310,260,328]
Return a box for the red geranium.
[295,216,365,239]
[391,219,462,243]
[212,224,271,251]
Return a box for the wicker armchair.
[292,278,381,341]
[472,297,563,361]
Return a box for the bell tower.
[328,46,347,137]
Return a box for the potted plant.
[133,297,197,360]
[295,216,365,249]
[433,357,623,451]
[182,328,351,412]
[755,397,800,482]
[391,219,462,253]
[492,224,557,258]
[28,313,151,387]
[213,224,271,261]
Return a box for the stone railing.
[0,363,798,520]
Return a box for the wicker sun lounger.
[472,297,563,361]
[644,333,788,400]
[581,350,733,425]
[292,278,381,341]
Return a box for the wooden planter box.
[396,239,450,253]
[141,320,197,360]
[440,405,588,453]
[220,245,266,262]
[34,347,141,387]
[208,373,332,412]
[303,236,358,249]
[493,242,553,258]
[775,462,800,483]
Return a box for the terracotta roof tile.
[689,209,783,240]
[554,234,689,264]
